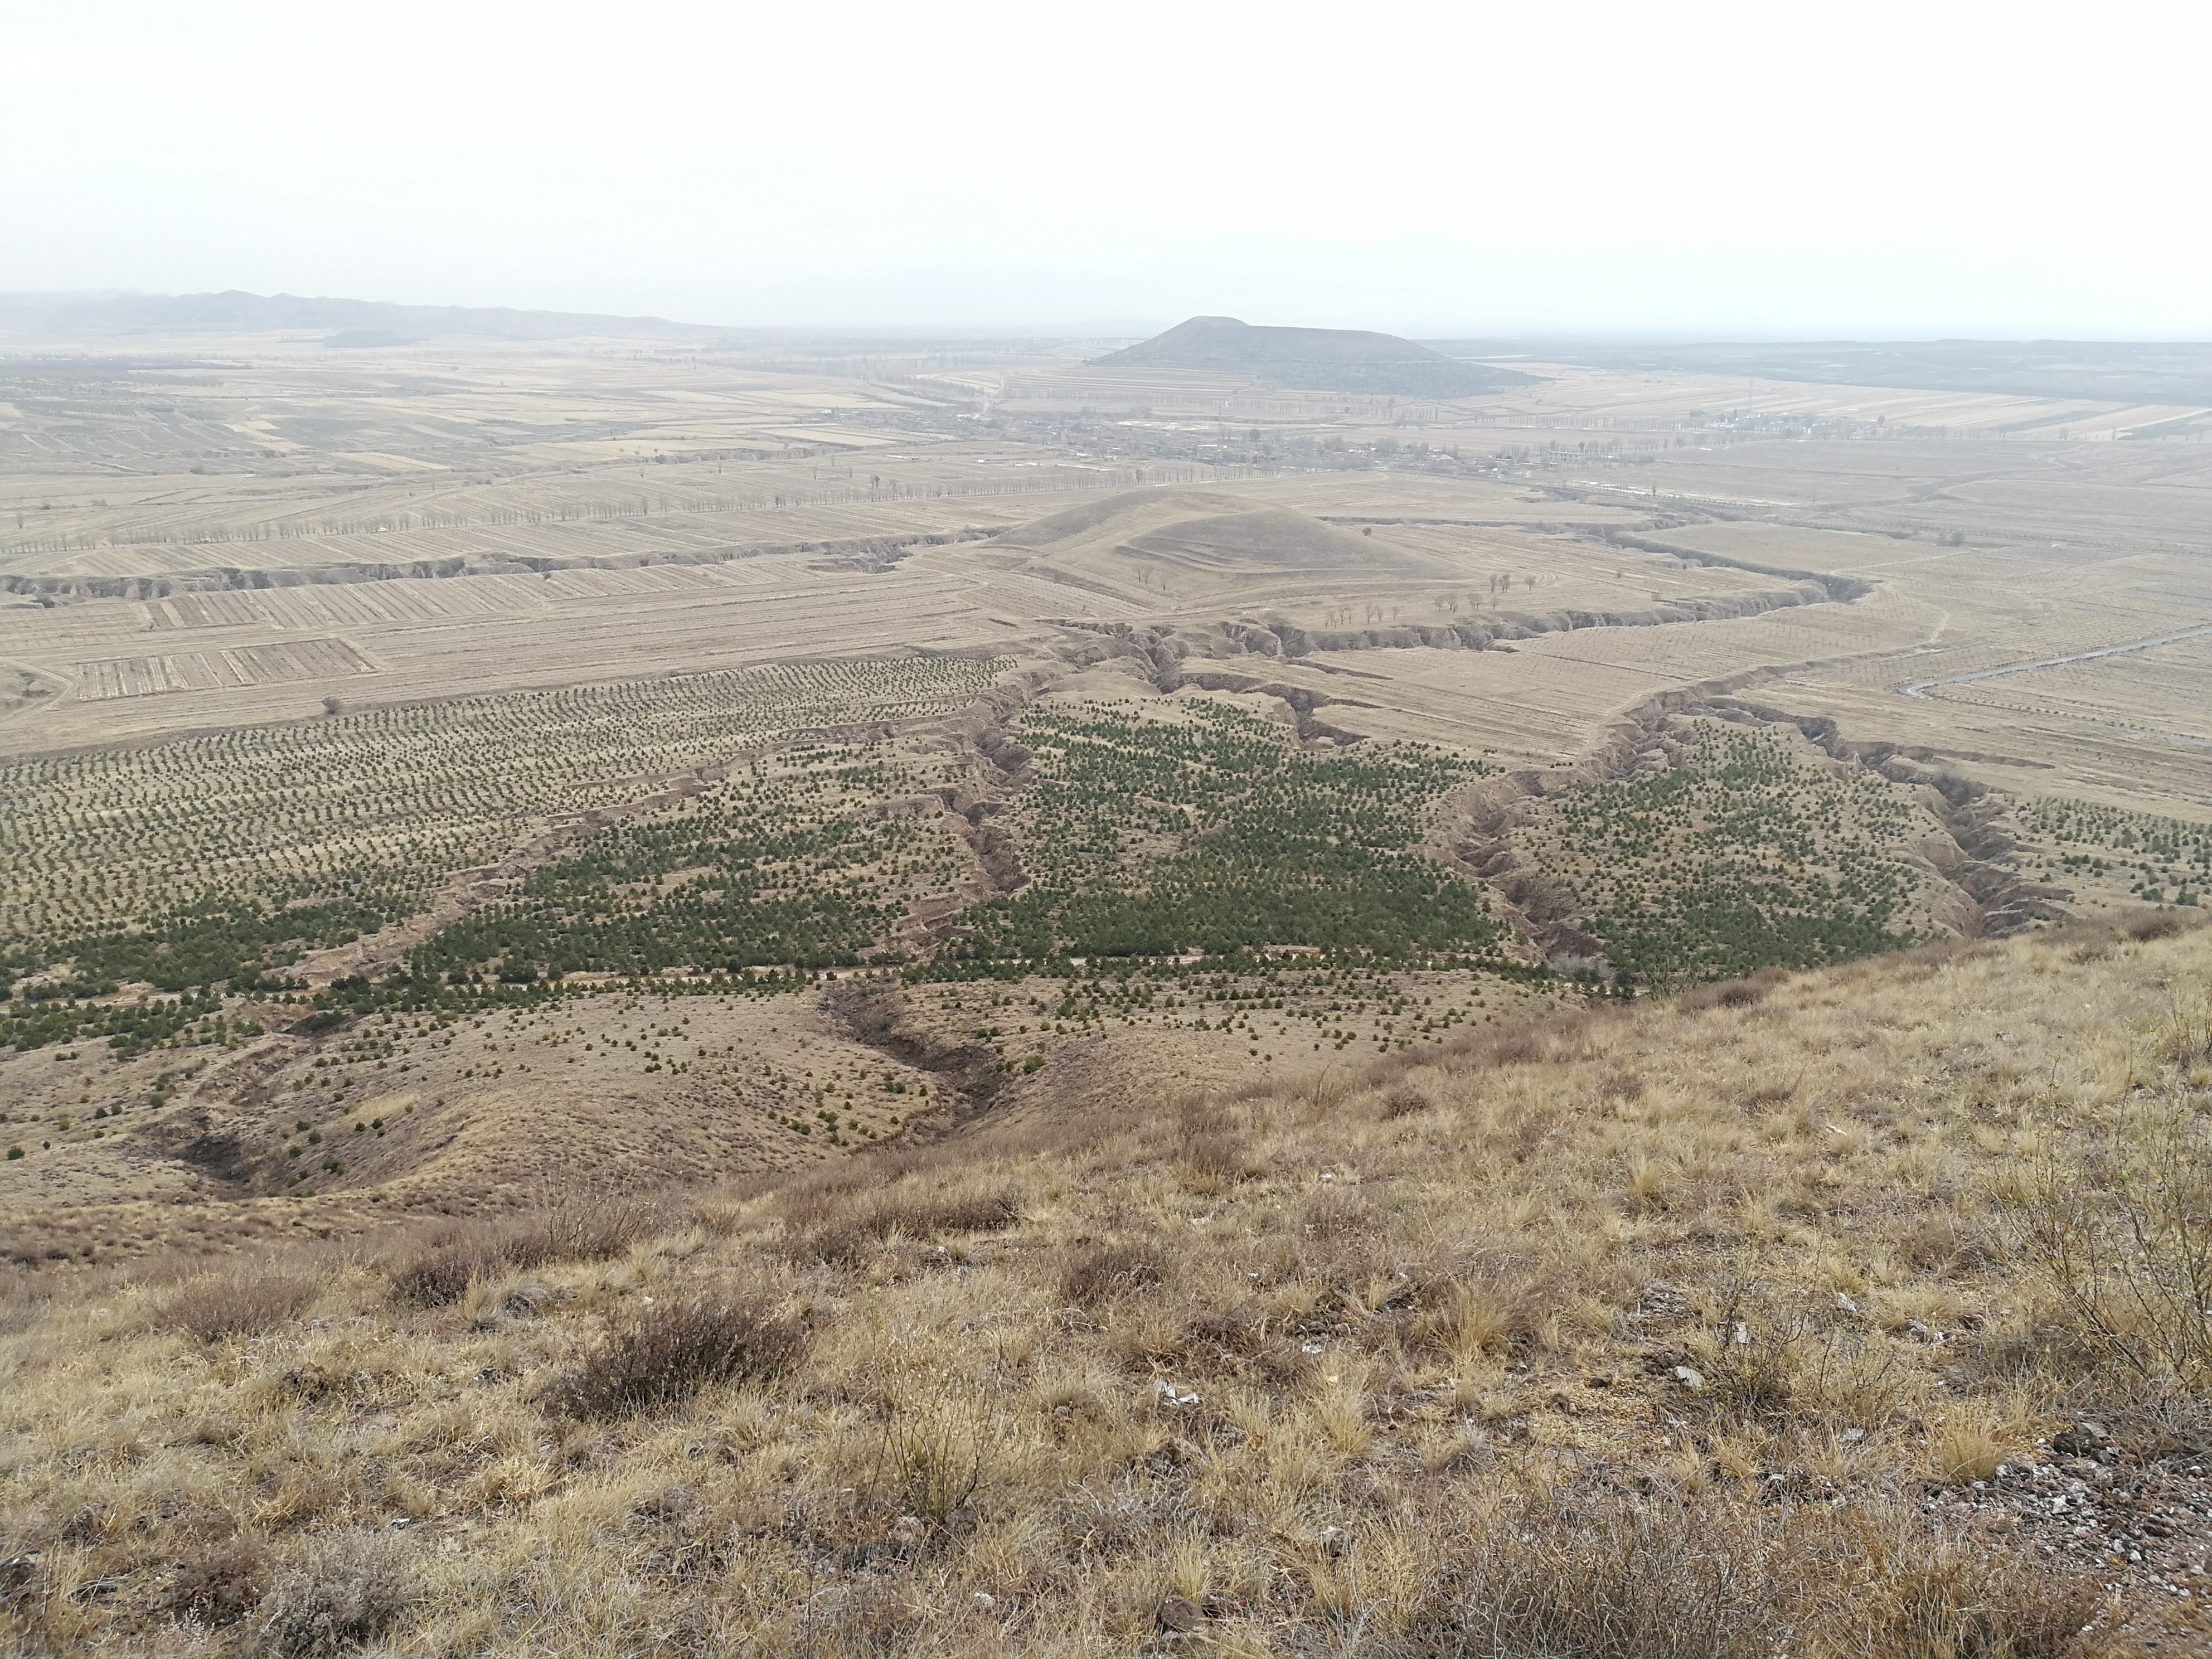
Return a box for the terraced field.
[1,655,1008,1016]
[399,744,971,983]
[1502,719,1951,986]
[2011,794,2212,906]
[0,671,1563,1248]
[14,308,2212,1659]
[5,318,2211,1277]
[949,697,1502,966]
[74,636,379,699]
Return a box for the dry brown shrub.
[1380,1083,1433,1118]
[387,1246,480,1309]
[162,1268,318,1342]
[872,1390,995,1526]
[1175,1102,1258,1189]
[1302,1185,1376,1240]
[256,1531,410,1656]
[387,1239,499,1309]
[886,1187,1023,1236]
[1929,1409,2006,1484]
[0,1273,55,1336]
[1625,1156,1670,1212]
[1857,1537,2099,1659]
[1401,1487,2096,1659]
[2155,988,2211,1064]
[2004,1107,2212,1395]
[1177,1131,1249,1185]
[1496,1102,1559,1165]
[775,1169,874,1238]
[687,1192,756,1235]
[1684,1283,1800,1425]
[780,1144,953,1221]
[1791,1331,1927,1435]
[388,1190,657,1307]
[505,1189,657,1270]
[2056,920,2122,963]
[1059,1239,1167,1307]
[1417,1272,1546,1361]
[2121,908,2191,943]
[1435,1007,1600,1073]
[1292,1067,1355,1116]
[161,1536,268,1628]
[544,1293,807,1418]
[1418,1490,1788,1659]
[786,1181,1023,1265]
[1479,1027,1547,1065]
[1172,1304,1265,1365]
[1680,974,1773,1012]
[1894,1211,2001,1275]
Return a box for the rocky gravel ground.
[1921,1423,2212,1652]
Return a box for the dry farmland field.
[4,313,2212,1655]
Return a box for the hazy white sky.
[6,0,2205,336]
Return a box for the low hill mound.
[1095,315,1531,397]
[992,487,1450,589]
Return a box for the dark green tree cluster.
[2,885,408,1003]
[1534,724,1928,985]
[2,988,233,1056]
[1,692,1535,1054]
[2014,796,2207,904]
[401,756,934,982]
[948,704,1502,964]
[0,656,1003,1045]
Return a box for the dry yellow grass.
[13,321,2212,1659]
[13,335,2211,835]
[5,911,2207,1654]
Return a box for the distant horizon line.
[1,288,2206,349]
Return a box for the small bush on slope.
[255,1531,409,1657]
[544,1292,808,1418]
[161,1267,320,1341]
[390,1188,657,1307]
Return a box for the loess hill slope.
[3,911,2211,1655]
[987,488,1452,600]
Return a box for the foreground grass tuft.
[256,1532,410,1657]
[544,1293,807,1418]
[162,1267,321,1342]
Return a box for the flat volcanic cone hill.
[1094,315,1530,397]
[987,487,1453,597]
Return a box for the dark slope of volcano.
[1095,316,1531,397]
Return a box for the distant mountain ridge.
[0,289,711,344]
[1094,315,1531,397]
[1480,338,2212,407]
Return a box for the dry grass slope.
[4,911,2210,1655]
